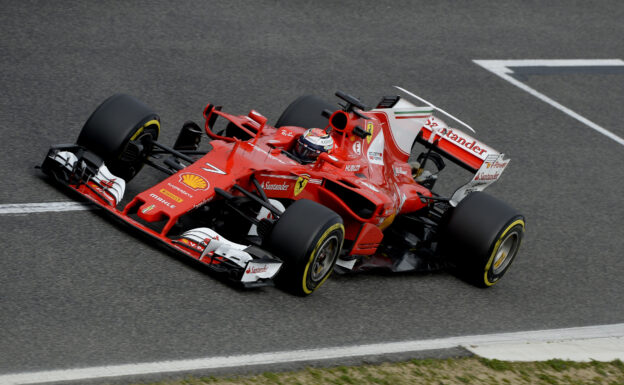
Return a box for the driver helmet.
[294,128,334,163]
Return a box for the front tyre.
[77,94,160,181]
[440,192,525,287]
[265,199,344,296]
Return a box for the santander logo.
[261,181,289,191]
[439,128,487,156]
[246,265,269,274]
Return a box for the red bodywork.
[65,101,494,263]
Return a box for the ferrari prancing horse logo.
[366,122,374,144]
[294,174,310,196]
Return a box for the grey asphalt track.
[1,0,623,378]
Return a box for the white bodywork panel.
[366,128,385,165]
[372,98,433,156]
[52,151,126,206]
[335,257,357,270]
[248,199,286,236]
[450,153,510,206]
[180,227,282,283]
[181,227,251,267]
[241,261,282,282]
[92,164,126,204]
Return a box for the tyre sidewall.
[266,199,344,295]
[482,218,525,286]
[440,192,525,287]
[300,222,344,294]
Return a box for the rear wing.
[415,117,495,173]
[449,152,510,205]
[381,87,511,205]
[392,86,500,173]
[414,115,510,205]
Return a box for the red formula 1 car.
[41,89,525,295]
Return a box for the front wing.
[40,145,282,288]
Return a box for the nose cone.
[134,167,216,224]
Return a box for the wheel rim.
[492,230,520,275]
[310,234,340,282]
[115,129,156,180]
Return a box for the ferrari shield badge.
[294,174,310,196]
[366,121,374,144]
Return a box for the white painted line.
[474,59,624,72]
[467,336,624,362]
[1,323,623,385]
[0,202,94,215]
[473,59,624,147]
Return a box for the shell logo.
[180,173,209,191]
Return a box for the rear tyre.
[265,199,344,296]
[77,94,160,181]
[440,192,525,287]
[275,95,337,129]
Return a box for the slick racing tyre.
[440,192,525,287]
[265,199,344,296]
[77,94,160,181]
[275,95,337,129]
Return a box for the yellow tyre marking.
[301,223,344,294]
[130,119,160,141]
[483,219,525,286]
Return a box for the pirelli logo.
[159,189,183,203]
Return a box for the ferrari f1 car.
[41,88,525,295]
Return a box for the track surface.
[1,0,623,376]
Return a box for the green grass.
[132,358,624,385]
[478,358,514,371]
